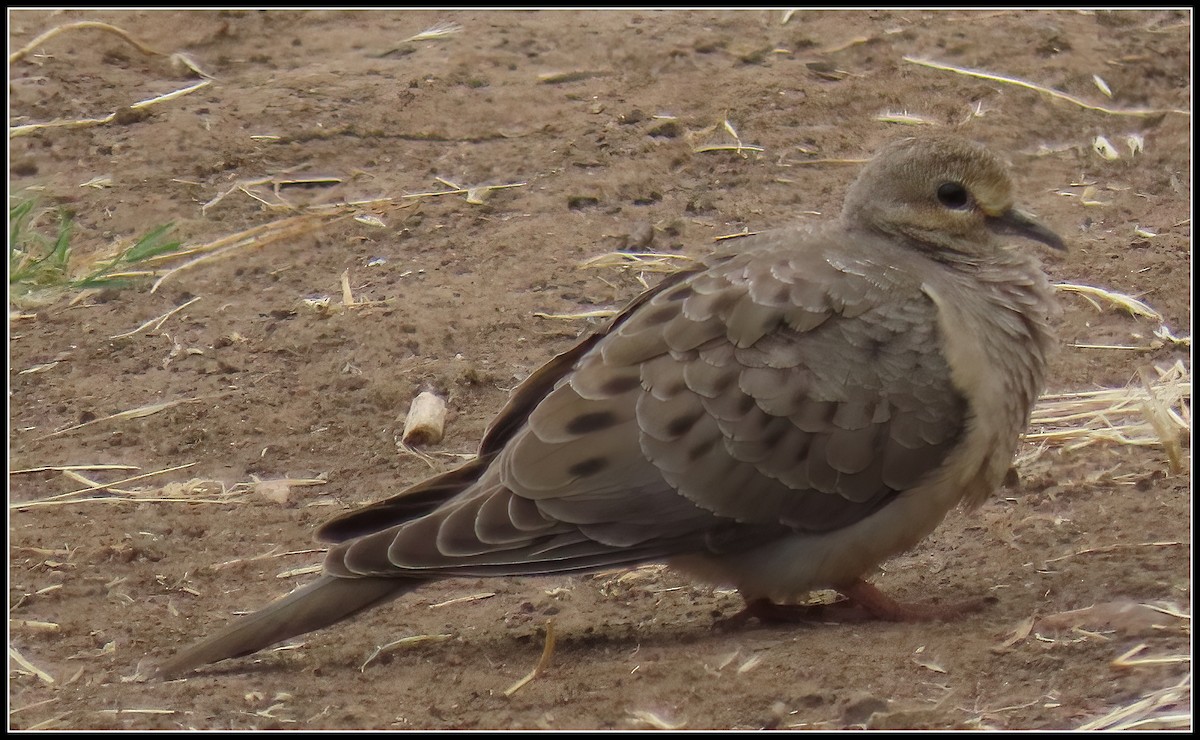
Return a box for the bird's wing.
[315,268,702,545]
[324,231,969,578]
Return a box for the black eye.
[936,182,971,210]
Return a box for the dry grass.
[10,78,211,138]
[7,465,329,512]
[693,119,765,156]
[876,111,938,126]
[359,633,454,672]
[402,178,526,206]
[108,296,202,340]
[1076,670,1191,730]
[626,709,688,730]
[1056,282,1162,321]
[9,646,56,685]
[149,208,369,293]
[1024,360,1190,472]
[579,251,699,275]
[401,21,463,44]
[904,56,1189,117]
[9,20,161,63]
[201,173,345,213]
[538,69,612,85]
[503,619,557,696]
[428,592,496,609]
[35,397,213,440]
[10,20,216,135]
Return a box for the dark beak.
[988,208,1067,251]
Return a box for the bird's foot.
[835,578,995,622]
[713,596,843,631]
[714,579,995,630]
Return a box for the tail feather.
[156,575,419,679]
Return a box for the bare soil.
[8,9,1191,731]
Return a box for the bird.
[157,134,1063,678]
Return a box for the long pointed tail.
[156,575,419,679]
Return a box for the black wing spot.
[666,411,703,437]
[599,374,642,395]
[568,457,609,477]
[565,411,620,435]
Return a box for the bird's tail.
[156,575,419,679]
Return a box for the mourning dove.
[158,134,1063,678]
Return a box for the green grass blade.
[118,223,182,264]
[9,201,72,288]
[74,222,182,288]
[10,195,181,298]
[47,215,73,272]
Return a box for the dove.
[157,134,1063,678]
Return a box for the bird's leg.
[835,578,994,622]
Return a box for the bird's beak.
[988,208,1067,251]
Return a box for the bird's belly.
[669,479,964,602]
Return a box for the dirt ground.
[8,9,1192,731]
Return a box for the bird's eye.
[936,182,971,210]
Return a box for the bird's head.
[843,135,1066,258]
